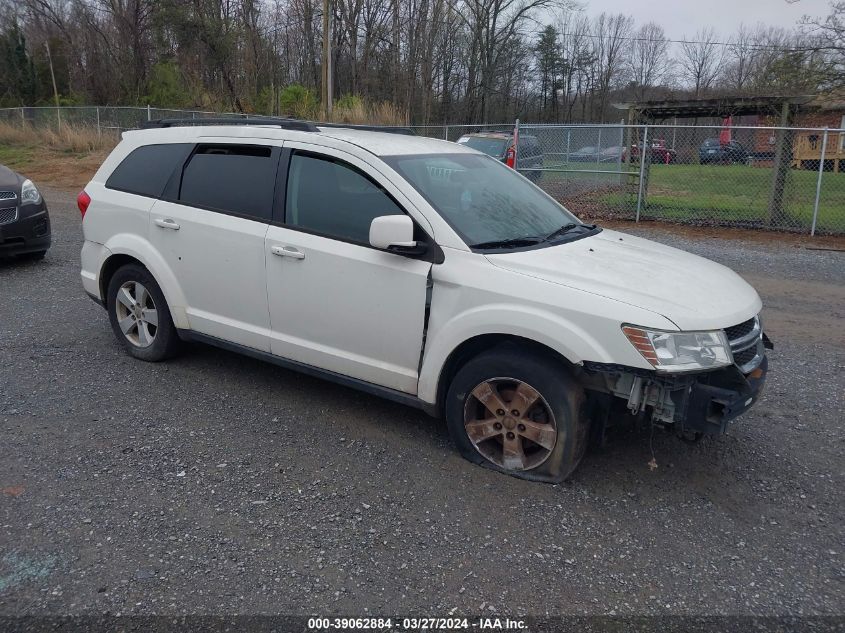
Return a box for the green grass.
[540,162,845,233]
[0,145,37,171]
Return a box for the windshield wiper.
[543,223,597,242]
[471,237,542,250]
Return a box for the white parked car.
[79,119,770,482]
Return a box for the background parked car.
[456,132,543,181]
[568,146,600,162]
[630,139,677,164]
[699,138,750,165]
[0,165,51,260]
[599,146,626,163]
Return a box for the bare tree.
[678,26,723,96]
[591,12,633,121]
[723,23,758,92]
[555,9,592,123]
[798,1,845,89]
[449,0,565,122]
[628,21,670,100]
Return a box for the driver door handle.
[154,218,180,230]
[271,245,305,260]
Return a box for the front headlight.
[20,179,42,205]
[622,325,732,372]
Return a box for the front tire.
[107,264,181,361]
[445,346,589,483]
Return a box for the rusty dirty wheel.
[446,346,589,482]
[463,378,557,471]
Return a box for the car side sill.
[177,329,438,417]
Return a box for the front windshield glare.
[385,153,581,247]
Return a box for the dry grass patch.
[0,121,118,153]
[0,121,117,189]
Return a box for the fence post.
[617,122,624,184]
[635,125,649,222]
[20,107,24,126]
[96,106,101,137]
[444,125,449,141]
[147,104,151,121]
[597,128,602,161]
[811,128,829,237]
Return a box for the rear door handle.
[271,245,305,260]
[154,218,180,230]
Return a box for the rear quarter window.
[178,144,278,221]
[106,143,192,198]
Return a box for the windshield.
[459,136,508,158]
[385,153,582,248]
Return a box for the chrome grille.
[0,191,16,201]
[724,317,756,341]
[0,206,18,225]
[724,315,764,374]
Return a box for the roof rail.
[140,117,319,132]
[317,123,417,136]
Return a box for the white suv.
[79,119,770,482]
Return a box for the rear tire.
[106,264,181,362]
[445,346,589,483]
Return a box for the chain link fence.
[514,123,845,236]
[2,106,843,235]
[0,105,253,132]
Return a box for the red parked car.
[630,138,677,164]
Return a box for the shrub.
[279,84,318,119]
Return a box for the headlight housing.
[20,179,42,205]
[622,325,732,373]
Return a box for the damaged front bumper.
[682,355,768,434]
[584,340,770,436]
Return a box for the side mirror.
[369,215,424,254]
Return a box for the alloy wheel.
[463,378,557,471]
[114,280,158,348]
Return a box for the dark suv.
[0,165,51,260]
[457,132,543,181]
[699,138,750,165]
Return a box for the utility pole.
[321,0,332,120]
[44,39,61,129]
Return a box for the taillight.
[77,190,91,218]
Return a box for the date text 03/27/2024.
[307,617,527,630]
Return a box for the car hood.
[485,229,761,331]
[0,165,23,190]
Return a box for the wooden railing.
[792,131,845,172]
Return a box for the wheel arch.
[432,333,578,417]
[98,235,189,329]
[99,253,142,301]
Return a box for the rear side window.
[179,144,278,221]
[106,143,192,198]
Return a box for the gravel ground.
[0,188,843,618]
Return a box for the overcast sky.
[572,0,831,38]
